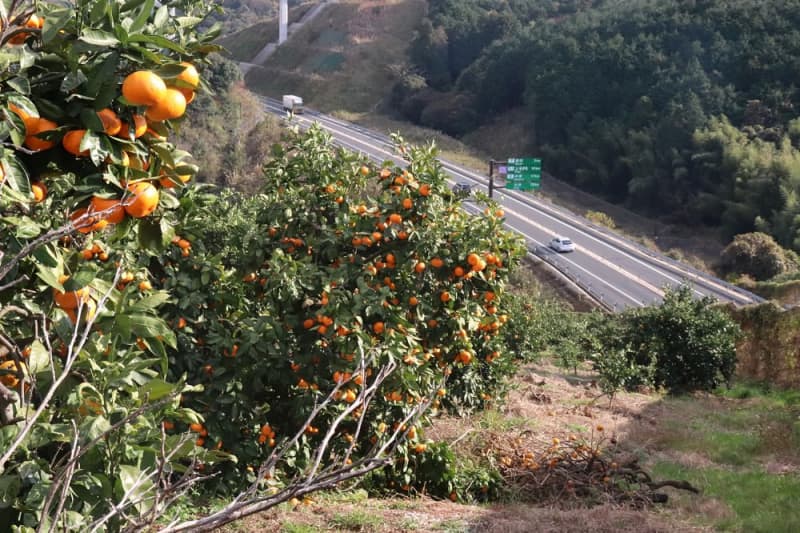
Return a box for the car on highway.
[452,182,472,197]
[549,236,575,253]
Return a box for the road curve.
[260,97,764,311]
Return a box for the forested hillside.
[398,0,800,253]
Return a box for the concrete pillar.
[279,0,288,44]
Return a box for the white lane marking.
[442,167,707,300]
[497,203,662,300]
[439,160,754,303]
[461,204,645,307]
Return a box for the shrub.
[595,285,741,393]
[0,2,525,527]
[719,232,797,281]
[585,210,617,229]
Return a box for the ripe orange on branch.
[70,208,106,233]
[175,62,200,88]
[145,88,186,122]
[116,114,147,139]
[96,108,121,135]
[89,196,125,224]
[23,117,57,151]
[123,182,159,218]
[31,182,47,202]
[62,129,89,156]
[53,275,87,309]
[0,360,24,388]
[122,70,167,106]
[159,172,191,188]
[8,103,32,124]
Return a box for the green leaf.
[130,291,171,311]
[32,242,59,268]
[18,45,37,70]
[155,63,188,78]
[41,8,72,44]
[82,130,111,167]
[153,5,169,28]
[2,216,42,239]
[80,30,120,46]
[0,474,22,505]
[34,98,67,122]
[141,378,176,401]
[0,155,30,193]
[35,263,63,292]
[86,416,111,441]
[128,33,186,54]
[80,108,104,132]
[138,219,163,251]
[117,464,155,514]
[127,314,176,347]
[115,314,132,340]
[6,94,38,118]
[7,77,30,95]
[158,189,179,210]
[176,17,203,29]
[61,71,89,93]
[120,0,148,13]
[28,341,51,374]
[174,164,199,175]
[129,0,155,33]
[89,0,109,24]
[159,217,176,246]
[113,22,129,45]
[84,53,120,99]
[71,267,99,289]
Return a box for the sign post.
[488,158,542,198]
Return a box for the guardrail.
[527,246,620,313]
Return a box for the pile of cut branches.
[488,427,698,506]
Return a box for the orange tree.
[155,125,525,499]
[0,0,223,528]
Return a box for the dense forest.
[396,0,800,253]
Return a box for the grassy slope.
[217,2,315,62]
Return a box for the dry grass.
[223,494,703,533]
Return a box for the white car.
[549,236,575,253]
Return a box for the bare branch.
[154,344,442,533]
[0,268,120,471]
[42,421,81,533]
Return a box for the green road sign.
[505,157,541,191]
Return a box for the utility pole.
[279,0,288,44]
[488,159,506,199]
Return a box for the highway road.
[260,97,763,311]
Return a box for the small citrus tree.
[155,125,525,502]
